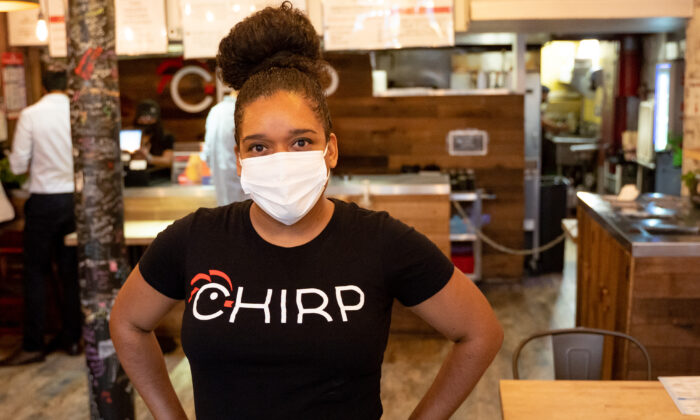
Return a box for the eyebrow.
[241,128,317,143]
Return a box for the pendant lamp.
[0,0,39,12]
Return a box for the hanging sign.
[7,8,47,47]
[180,0,307,59]
[323,0,455,51]
[1,53,28,120]
[47,0,67,57]
[115,0,169,55]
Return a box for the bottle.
[566,112,577,133]
[449,169,459,191]
[457,169,468,191]
[466,169,476,191]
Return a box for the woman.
[109,3,503,419]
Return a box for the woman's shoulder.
[192,199,251,222]
[331,198,406,235]
[333,198,385,220]
[168,200,252,234]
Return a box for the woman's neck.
[249,197,335,247]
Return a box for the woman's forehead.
[241,91,322,133]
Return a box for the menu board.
[323,0,455,51]
[660,376,700,415]
[47,0,67,58]
[180,0,307,59]
[7,8,47,47]
[1,53,27,120]
[115,0,168,55]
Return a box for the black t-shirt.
[139,198,455,420]
[149,132,174,157]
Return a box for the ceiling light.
[0,0,39,12]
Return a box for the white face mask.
[240,145,330,226]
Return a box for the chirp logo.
[189,270,235,321]
[188,270,365,325]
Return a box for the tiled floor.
[0,243,576,419]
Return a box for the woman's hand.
[407,268,504,419]
[131,147,152,163]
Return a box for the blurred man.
[2,71,81,365]
[132,99,175,171]
[201,92,246,205]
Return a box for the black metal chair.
[512,327,652,380]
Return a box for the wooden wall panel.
[628,256,700,378]
[329,94,525,278]
[633,258,700,298]
[683,0,700,192]
[576,207,632,379]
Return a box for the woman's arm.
[109,264,188,420]
[408,267,503,419]
[148,149,173,168]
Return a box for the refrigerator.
[653,60,684,195]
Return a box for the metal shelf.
[450,190,483,281]
[450,192,479,201]
[451,192,497,201]
[450,233,478,241]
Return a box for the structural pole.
[67,0,134,418]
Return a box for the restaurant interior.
[0,1,698,419]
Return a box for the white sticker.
[98,339,116,359]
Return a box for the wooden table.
[64,220,174,246]
[499,380,684,420]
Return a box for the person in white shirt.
[201,91,246,205]
[1,71,81,366]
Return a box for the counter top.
[124,184,215,198]
[577,192,700,257]
[65,220,174,246]
[125,173,450,198]
[499,380,686,420]
[327,173,450,196]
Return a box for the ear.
[326,133,338,169]
[235,144,242,177]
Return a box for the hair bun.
[217,2,321,90]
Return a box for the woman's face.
[136,114,157,126]
[235,90,338,176]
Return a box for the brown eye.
[294,138,312,148]
[249,144,265,153]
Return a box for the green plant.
[668,133,683,167]
[0,157,27,186]
[682,170,699,194]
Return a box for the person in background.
[540,85,568,174]
[132,100,174,169]
[1,70,81,366]
[201,91,246,205]
[540,85,568,135]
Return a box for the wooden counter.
[499,380,684,420]
[576,193,700,379]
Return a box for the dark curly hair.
[216,2,331,144]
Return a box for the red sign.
[1,52,24,66]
